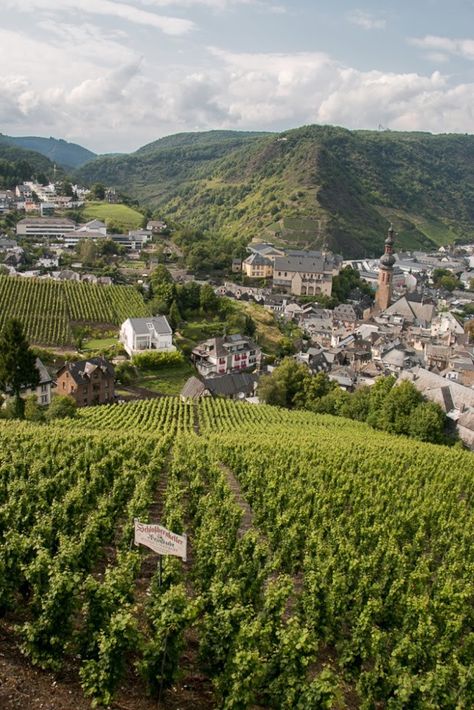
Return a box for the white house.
[120,317,175,356]
[5,358,53,406]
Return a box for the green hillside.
[0,142,59,188]
[0,398,473,708]
[81,201,144,230]
[0,133,96,169]
[76,125,474,257]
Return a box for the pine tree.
[0,319,40,419]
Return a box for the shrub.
[132,351,184,370]
[46,395,77,420]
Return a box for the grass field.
[134,362,195,395]
[83,336,118,351]
[82,202,144,230]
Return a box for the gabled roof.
[382,295,435,325]
[124,316,172,336]
[399,366,474,412]
[203,372,258,397]
[274,254,333,274]
[58,357,114,385]
[180,376,206,399]
[78,219,106,231]
[36,358,52,385]
[243,252,273,267]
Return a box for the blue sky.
[2,0,474,152]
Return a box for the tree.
[243,315,257,338]
[72,325,90,351]
[115,361,136,385]
[0,319,39,419]
[46,395,77,420]
[200,284,219,315]
[257,358,310,409]
[90,183,106,200]
[340,386,371,421]
[377,380,423,435]
[305,372,336,409]
[168,300,182,331]
[366,375,396,429]
[24,394,45,422]
[409,402,447,444]
[77,239,99,266]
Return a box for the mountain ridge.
[75,125,474,257]
[0,134,96,169]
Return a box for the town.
[1,176,474,447]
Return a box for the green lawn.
[134,362,195,396]
[83,336,118,351]
[82,202,143,230]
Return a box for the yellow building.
[242,252,274,279]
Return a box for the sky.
[2,0,474,153]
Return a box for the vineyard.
[0,275,150,346]
[1,398,474,708]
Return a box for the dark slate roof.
[274,254,336,273]
[440,386,455,413]
[58,357,115,385]
[243,252,273,267]
[203,372,258,397]
[180,376,206,399]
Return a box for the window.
[41,384,48,393]
[41,395,48,404]
[62,382,66,389]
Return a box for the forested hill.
[76,126,474,257]
[0,143,59,189]
[0,134,96,169]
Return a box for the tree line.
[258,358,452,445]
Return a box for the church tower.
[376,225,395,311]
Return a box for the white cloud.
[410,35,474,61]
[347,9,386,30]
[2,36,474,152]
[3,0,195,35]
[131,0,284,10]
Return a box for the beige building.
[273,252,339,296]
[242,252,274,278]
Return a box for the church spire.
[376,225,396,311]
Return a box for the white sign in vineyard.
[134,520,187,561]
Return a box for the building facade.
[191,334,261,377]
[56,357,115,407]
[16,217,76,239]
[120,317,175,357]
[273,252,339,296]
